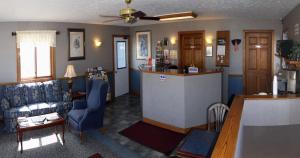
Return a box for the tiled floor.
[103,94,166,158]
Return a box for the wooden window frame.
[17,47,56,83]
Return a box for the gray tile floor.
[103,94,167,158]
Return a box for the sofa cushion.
[43,80,63,102]
[63,92,71,102]
[48,102,72,114]
[4,106,31,119]
[0,98,10,111]
[24,82,45,104]
[27,103,51,116]
[5,85,26,107]
[68,109,85,123]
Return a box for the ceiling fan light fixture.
[120,8,136,17]
[158,12,197,21]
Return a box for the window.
[18,44,54,81]
[16,31,56,82]
[116,41,127,69]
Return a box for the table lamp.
[64,64,77,92]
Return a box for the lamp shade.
[64,65,77,78]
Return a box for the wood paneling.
[179,31,205,69]
[244,31,273,95]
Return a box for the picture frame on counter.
[136,31,151,60]
[68,28,85,61]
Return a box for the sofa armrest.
[72,100,87,110]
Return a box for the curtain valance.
[16,30,56,48]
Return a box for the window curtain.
[16,30,56,48]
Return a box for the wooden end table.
[16,112,65,153]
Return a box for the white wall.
[130,18,282,103]
[0,22,129,83]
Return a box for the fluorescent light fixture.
[158,12,197,21]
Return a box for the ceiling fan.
[100,0,160,24]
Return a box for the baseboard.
[142,118,208,134]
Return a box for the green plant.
[288,44,300,61]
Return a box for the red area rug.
[88,153,103,158]
[119,121,186,154]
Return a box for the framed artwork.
[68,28,85,60]
[206,45,213,57]
[136,31,151,60]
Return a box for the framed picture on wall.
[68,28,85,60]
[206,45,213,57]
[136,31,151,60]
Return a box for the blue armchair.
[68,79,108,142]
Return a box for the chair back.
[208,103,229,132]
[86,79,108,111]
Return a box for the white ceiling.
[0,0,299,26]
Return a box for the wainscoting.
[130,68,141,96]
[228,74,243,105]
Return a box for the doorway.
[113,35,129,97]
[179,31,205,69]
[244,30,273,95]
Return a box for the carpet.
[0,128,118,158]
[89,153,103,158]
[119,121,186,155]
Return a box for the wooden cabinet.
[216,31,230,66]
[179,31,205,69]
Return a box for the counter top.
[211,94,300,158]
[141,67,222,76]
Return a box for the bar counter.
[141,67,222,133]
[141,67,222,76]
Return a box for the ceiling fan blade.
[140,16,160,21]
[102,18,123,23]
[132,11,146,18]
[99,15,121,18]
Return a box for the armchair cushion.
[73,100,87,110]
[68,109,85,123]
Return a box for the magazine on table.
[46,113,60,121]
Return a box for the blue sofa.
[0,80,72,132]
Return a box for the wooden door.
[179,31,205,69]
[244,31,273,95]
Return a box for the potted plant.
[288,44,300,61]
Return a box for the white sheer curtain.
[16,30,56,48]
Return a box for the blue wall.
[228,75,243,105]
[130,69,141,95]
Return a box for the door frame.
[112,35,131,98]
[243,30,275,94]
[178,30,206,69]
